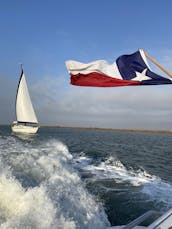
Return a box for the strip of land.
[40,125,172,134]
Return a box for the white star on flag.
[132,68,151,81]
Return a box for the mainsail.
[16,68,38,124]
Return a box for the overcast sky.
[1,0,172,130]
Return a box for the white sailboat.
[11,66,39,134]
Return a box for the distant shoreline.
[40,125,172,134]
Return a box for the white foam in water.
[0,137,110,229]
[142,179,172,210]
[74,155,157,186]
[73,154,92,169]
[0,174,56,228]
[74,155,172,210]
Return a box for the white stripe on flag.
[65,60,123,79]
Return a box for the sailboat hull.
[11,124,38,134]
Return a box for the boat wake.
[0,136,110,229]
[73,153,172,211]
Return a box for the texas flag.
[65,49,172,87]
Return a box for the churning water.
[0,126,172,228]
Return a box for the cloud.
[31,75,172,130]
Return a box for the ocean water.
[0,126,172,228]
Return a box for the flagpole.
[144,51,172,79]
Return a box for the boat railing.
[122,210,159,229]
[147,208,172,229]
[120,208,172,229]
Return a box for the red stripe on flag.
[70,72,140,87]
